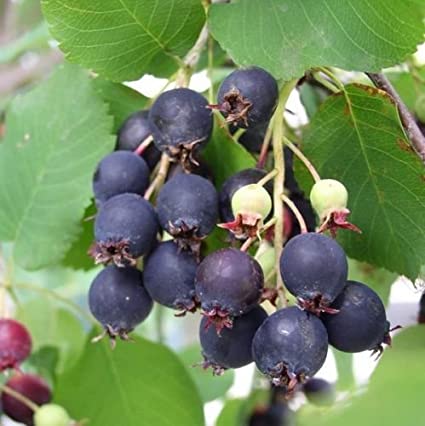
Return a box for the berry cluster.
[85,66,395,398]
[0,319,73,425]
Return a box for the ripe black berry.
[156,174,218,253]
[2,373,51,426]
[232,122,268,153]
[149,88,213,168]
[219,168,273,223]
[200,305,267,374]
[0,318,32,371]
[418,291,425,324]
[322,280,391,354]
[88,265,153,343]
[252,306,328,390]
[143,241,198,313]
[195,248,264,331]
[215,67,278,128]
[249,404,293,426]
[91,193,159,266]
[279,232,348,313]
[92,151,150,206]
[302,378,336,406]
[116,110,161,170]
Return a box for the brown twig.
[366,72,425,162]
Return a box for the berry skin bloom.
[252,306,328,392]
[195,248,264,332]
[0,318,32,371]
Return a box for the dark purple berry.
[216,67,278,128]
[302,378,336,406]
[88,265,153,342]
[252,306,328,390]
[249,404,293,426]
[195,248,264,331]
[116,110,161,170]
[93,151,150,206]
[91,193,159,266]
[0,319,32,371]
[279,233,348,313]
[322,280,390,354]
[231,122,268,153]
[286,194,316,240]
[149,89,213,168]
[219,168,273,223]
[156,174,218,253]
[143,241,198,313]
[167,160,214,184]
[200,305,267,374]
[2,373,51,426]
[418,291,425,324]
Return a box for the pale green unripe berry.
[34,404,71,426]
[415,93,425,124]
[231,184,272,220]
[255,241,275,278]
[310,179,348,219]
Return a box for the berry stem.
[144,153,171,200]
[207,28,215,104]
[134,135,153,156]
[257,125,273,169]
[311,71,339,94]
[1,384,40,412]
[240,217,277,252]
[256,169,278,187]
[282,136,321,183]
[273,79,299,306]
[316,67,345,92]
[281,194,308,234]
[10,282,97,326]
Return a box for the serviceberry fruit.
[89,265,153,343]
[149,88,213,168]
[285,194,316,240]
[220,183,272,239]
[144,241,198,314]
[231,122,268,153]
[252,306,328,390]
[92,151,150,206]
[116,110,161,170]
[2,373,51,426]
[322,280,393,355]
[195,248,264,332]
[214,67,278,128]
[279,232,348,313]
[249,403,293,426]
[156,174,218,254]
[219,168,273,223]
[200,305,267,374]
[302,378,336,406]
[91,193,159,266]
[34,404,71,426]
[0,318,32,371]
[418,291,425,324]
[310,179,360,236]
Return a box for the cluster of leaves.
[0,0,424,425]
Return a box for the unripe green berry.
[255,241,275,278]
[415,93,425,124]
[310,179,348,219]
[231,183,272,220]
[34,404,71,426]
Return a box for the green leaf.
[316,327,425,426]
[178,344,234,403]
[25,346,60,386]
[17,298,86,374]
[0,63,114,270]
[332,349,354,391]
[216,399,245,426]
[297,84,425,280]
[93,79,148,133]
[209,0,425,80]
[387,70,425,112]
[55,334,205,426]
[202,118,256,188]
[42,0,206,81]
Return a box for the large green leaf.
[202,119,256,189]
[55,335,205,426]
[42,0,206,81]
[297,84,425,280]
[0,64,114,270]
[209,0,425,80]
[316,327,425,426]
